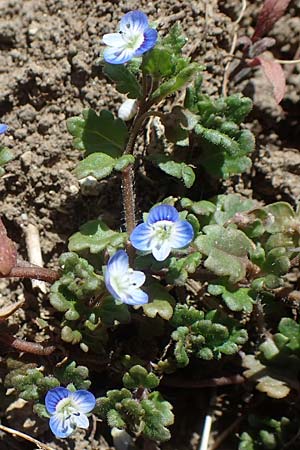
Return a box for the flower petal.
[102,32,127,47]
[124,288,148,305]
[73,412,90,429]
[49,414,73,438]
[0,123,8,134]
[120,11,148,34]
[71,390,96,414]
[105,250,129,300]
[134,28,158,56]
[147,205,179,225]
[45,387,70,415]
[130,223,153,251]
[152,240,172,261]
[103,46,134,65]
[107,250,129,276]
[128,270,146,288]
[171,220,194,249]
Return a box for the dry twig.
[0,423,55,450]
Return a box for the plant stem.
[0,332,56,355]
[121,109,166,234]
[1,265,60,283]
[122,165,136,234]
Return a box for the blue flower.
[104,250,148,305]
[103,10,158,64]
[130,205,194,261]
[0,124,8,134]
[45,387,96,438]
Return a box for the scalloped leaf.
[142,281,175,320]
[74,153,134,180]
[208,283,254,312]
[195,224,254,283]
[67,109,128,157]
[68,220,127,255]
[242,354,291,398]
[123,365,159,390]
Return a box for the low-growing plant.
[1,7,300,450]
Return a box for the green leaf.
[195,225,254,283]
[263,202,295,233]
[210,194,259,226]
[208,283,254,312]
[98,296,130,326]
[142,280,175,320]
[123,365,159,390]
[195,123,255,179]
[68,219,127,255]
[141,392,174,442]
[103,63,142,99]
[149,154,195,188]
[55,361,91,390]
[151,63,201,102]
[262,247,290,276]
[142,47,175,78]
[242,354,291,399]
[67,109,128,157]
[276,318,300,352]
[161,24,188,54]
[74,153,134,181]
[0,146,14,174]
[166,252,202,285]
[74,153,115,180]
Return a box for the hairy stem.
[121,109,166,234]
[122,165,136,235]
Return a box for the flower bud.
[118,99,138,121]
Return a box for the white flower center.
[56,397,79,426]
[122,30,144,51]
[110,268,136,297]
[151,220,174,243]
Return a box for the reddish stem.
[1,265,60,283]
[0,333,56,355]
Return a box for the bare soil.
[0,0,300,449]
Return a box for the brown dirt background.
[0,0,299,449]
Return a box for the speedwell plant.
[3,7,300,450]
